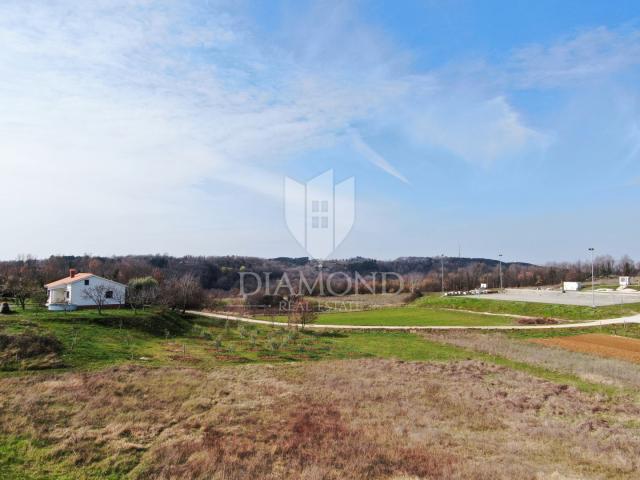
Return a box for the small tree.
[287,299,318,330]
[4,276,39,311]
[82,285,109,314]
[127,276,159,313]
[162,274,204,313]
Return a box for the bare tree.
[112,288,126,309]
[287,298,317,329]
[4,276,39,311]
[618,255,635,277]
[82,285,109,314]
[163,274,203,313]
[405,272,424,293]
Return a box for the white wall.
[69,276,126,306]
[563,282,582,291]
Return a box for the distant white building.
[563,281,582,291]
[620,276,631,287]
[45,269,126,311]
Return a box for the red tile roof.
[45,273,94,289]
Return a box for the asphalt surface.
[473,288,640,307]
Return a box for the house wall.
[69,276,126,306]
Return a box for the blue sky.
[1,0,639,263]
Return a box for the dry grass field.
[425,330,640,390]
[4,309,640,479]
[531,334,640,363]
[2,358,640,479]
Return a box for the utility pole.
[588,247,595,308]
[441,254,445,295]
[499,254,503,291]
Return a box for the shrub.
[127,276,159,310]
[517,317,558,325]
[244,293,284,308]
[404,290,423,303]
[238,325,247,338]
[267,336,280,351]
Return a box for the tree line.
[0,253,638,308]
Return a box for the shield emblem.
[284,170,355,260]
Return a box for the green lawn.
[1,306,628,393]
[259,306,517,326]
[0,307,486,375]
[415,295,640,320]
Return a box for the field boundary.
[189,311,640,331]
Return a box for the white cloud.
[509,25,640,88]
[407,94,545,166]
[2,0,611,258]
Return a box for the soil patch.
[532,333,640,363]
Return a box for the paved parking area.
[473,289,640,307]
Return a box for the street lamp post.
[499,254,503,291]
[441,254,445,295]
[588,247,595,308]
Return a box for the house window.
[105,290,114,299]
[84,279,90,285]
[65,291,69,299]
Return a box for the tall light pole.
[498,254,503,291]
[589,247,595,308]
[441,254,445,295]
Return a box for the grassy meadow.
[1,306,478,374]
[2,303,640,478]
[258,305,518,326]
[253,292,640,327]
[416,295,640,320]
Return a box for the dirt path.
[532,333,640,362]
[189,311,640,331]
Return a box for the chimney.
[69,268,77,278]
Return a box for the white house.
[45,269,127,311]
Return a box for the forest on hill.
[0,254,637,297]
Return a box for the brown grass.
[0,332,65,370]
[532,334,640,363]
[426,331,640,389]
[1,360,640,478]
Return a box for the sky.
[1,0,639,264]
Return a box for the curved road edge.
[187,310,640,331]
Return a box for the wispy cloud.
[399,93,546,166]
[1,1,638,258]
[508,25,640,88]
[350,131,409,183]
